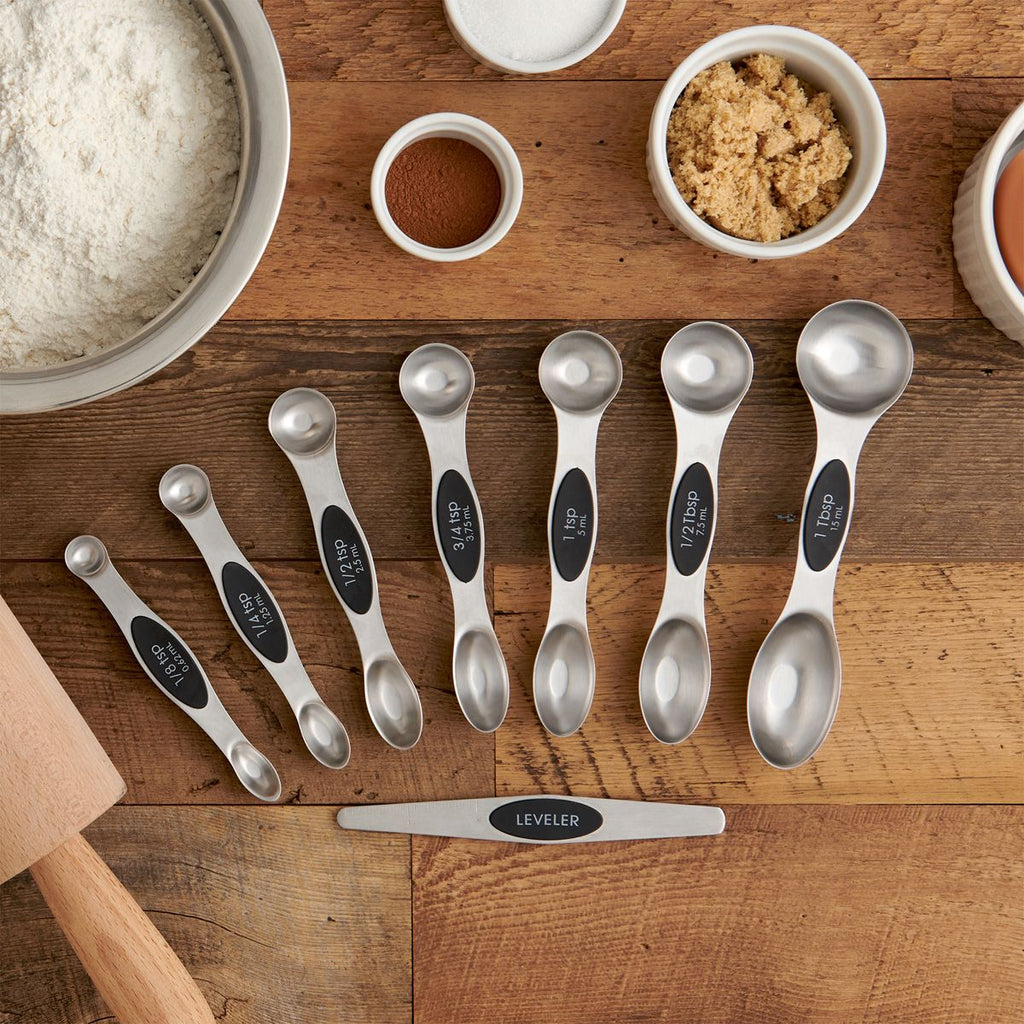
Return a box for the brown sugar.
[666,54,853,242]
[385,137,502,249]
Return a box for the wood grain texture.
[412,805,1024,1024]
[1,319,1019,564]
[1,807,410,1024]
[224,80,952,321]
[494,562,1023,803]
[265,1,1024,81]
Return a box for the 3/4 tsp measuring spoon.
[159,464,352,769]
[65,535,282,801]
[533,330,622,737]
[399,345,509,733]
[747,300,913,769]
[639,323,753,744]
[268,388,423,750]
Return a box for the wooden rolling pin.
[0,595,215,1024]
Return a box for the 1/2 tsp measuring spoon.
[159,464,352,769]
[399,345,509,733]
[65,535,282,801]
[747,300,913,769]
[639,323,753,744]
[533,330,622,737]
[268,388,423,750]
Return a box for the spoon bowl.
[399,344,474,418]
[227,741,283,802]
[662,322,753,413]
[65,535,110,578]
[296,699,352,769]
[639,617,711,744]
[539,331,622,414]
[365,656,424,750]
[453,628,509,733]
[269,388,337,456]
[533,622,595,737]
[159,464,213,517]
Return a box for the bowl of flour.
[0,0,289,413]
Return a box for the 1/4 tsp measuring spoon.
[399,345,509,733]
[268,388,423,750]
[639,323,753,744]
[65,535,282,801]
[534,330,622,737]
[159,464,352,769]
[747,300,913,769]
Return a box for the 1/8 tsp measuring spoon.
[159,464,352,769]
[399,345,509,733]
[639,323,752,744]
[65,535,282,801]
[747,300,913,769]
[269,388,423,750]
[533,330,622,737]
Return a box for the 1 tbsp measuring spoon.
[65,535,282,801]
[269,388,423,750]
[533,330,622,737]
[747,300,913,769]
[159,464,352,769]
[639,323,753,744]
[399,345,509,733]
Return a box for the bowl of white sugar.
[0,0,289,414]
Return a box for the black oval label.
[221,561,289,663]
[436,470,481,584]
[552,468,594,582]
[321,505,374,615]
[129,616,208,709]
[670,462,714,576]
[802,459,852,572]
[489,798,603,842]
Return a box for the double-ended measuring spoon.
[748,300,913,769]
[533,330,622,737]
[65,535,282,801]
[399,345,509,733]
[269,388,423,750]
[640,323,753,744]
[159,464,352,769]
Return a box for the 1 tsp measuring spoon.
[159,464,352,768]
[534,330,622,737]
[65,535,282,801]
[640,323,753,744]
[269,388,423,750]
[399,345,509,733]
[747,300,913,769]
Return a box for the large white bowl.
[647,25,886,260]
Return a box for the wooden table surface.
[2,2,1022,1022]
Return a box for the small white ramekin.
[371,112,523,263]
[647,26,887,260]
[443,0,627,75]
[952,101,1024,343]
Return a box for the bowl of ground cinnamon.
[371,113,524,262]
[647,26,886,260]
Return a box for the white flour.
[0,0,240,370]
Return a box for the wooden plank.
[264,1,1024,81]
[0,806,410,1024]
[2,319,1020,564]
[412,805,1024,1024]
[0,561,493,805]
[224,79,952,321]
[493,562,1023,803]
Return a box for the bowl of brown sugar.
[371,113,523,262]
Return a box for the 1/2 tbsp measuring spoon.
[399,345,509,733]
[747,300,913,769]
[65,535,282,801]
[640,323,753,744]
[159,464,352,769]
[533,330,622,737]
[268,388,423,750]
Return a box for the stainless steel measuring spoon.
[268,389,423,750]
[747,300,913,769]
[159,464,352,769]
[399,345,509,733]
[639,323,753,744]
[65,535,282,801]
[533,330,622,736]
